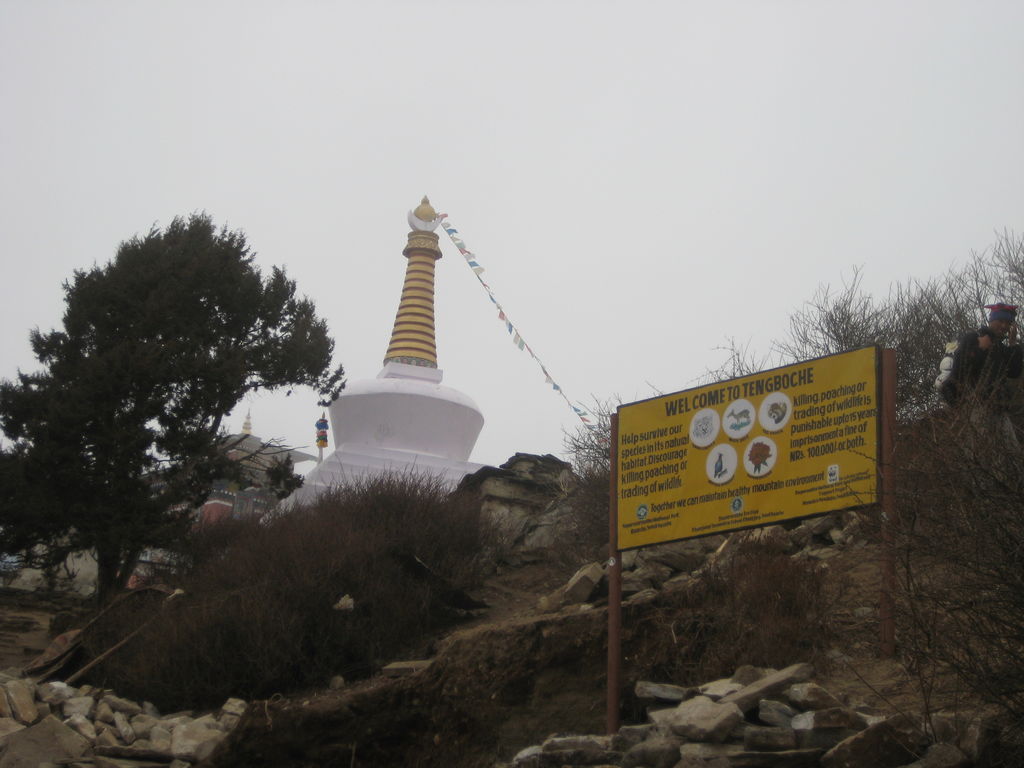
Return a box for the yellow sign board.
[616,347,879,549]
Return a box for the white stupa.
[286,197,485,505]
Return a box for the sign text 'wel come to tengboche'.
[616,346,879,550]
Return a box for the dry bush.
[80,473,488,710]
[549,465,611,567]
[627,536,839,687]
[893,403,1024,735]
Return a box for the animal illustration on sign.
[713,451,726,479]
[693,413,715,440]
[726,407,752,429]
[767,401,788,424]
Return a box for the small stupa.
[286,197,485,504]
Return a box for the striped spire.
[383,196,443,368]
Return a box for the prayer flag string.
[438,214,598,432]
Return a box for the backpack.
[934,340,958,392]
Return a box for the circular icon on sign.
[705,443,737,485]
[744,436,778,477]
[758,392,792,433]
[722,398,755,440]
[730,496,744,514]
[689,408,721,449]
[636,504,649,521]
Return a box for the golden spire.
[384,196,443,368]
[242,410,253,434]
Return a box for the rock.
[148,725,171,751]
[64,714,97,742]
[36,682,76,705]
[564,562,605,604]
[103,695,143,717]
[621,735,683,768]
[94,744,177,761]
[94,757,168,768]
[95,726,120,747]
[611,723,656,751]
[511,744,542,766]
[113,710,136,744]
[220,697,247,718]
[718,663,815,713]
[678,742,824,766]
[63,696,95,720]
[700,677,744,700]
[634,681,694,704]
[541,734,611,752]
[625,587,659,604]
[792,708,865,731]
[142,701,160,718]
[2,681,38,725]
[632,561,673,587]
[731,665,768,686]
[328,675,346,690]
[0,718,26,744]
[743,725,797,751]
[381,659,433,677]
[651,695,743,743]
[129,714,159,740]
[641,539,707,572]
[170,718,226,761]
[758,699,797,728]
[0,689,10,719]
[821,715,926,768]
[900,743,969,768]
[95,699,116,724]
[787,682,845,710]
[0,715,89,768]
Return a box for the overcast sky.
[2,1,1023,470]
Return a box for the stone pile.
[502,663,982,768]
[538,510,867,612]
[0,672,245,768]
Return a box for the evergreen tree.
[0,214,344,600]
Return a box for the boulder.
[0,718,25,745]
[640,540,707,573]
[786,682,844,710]
[635,680,695,704]
[700,677,744,700]
[651,695,743,743]
[621,735,683,768]
[0,715,89,768]
[758,699,797,728]
[2,681,37,725]
[103,694,143,717]
[743,725,797,751]
[718,663,815,713]
[900,743,969,768]
[62,696,95,720]
[170,718,226,761]
[821,715,926,768]
[64,714,96,741]
[678,742,824,766]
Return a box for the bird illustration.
[713,451,725,479]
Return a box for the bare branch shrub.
[893,402,1024,740]
[627,536,839,686]
[78,473,488,710]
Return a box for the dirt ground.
[0,588,84,672]
[0,542,959,768]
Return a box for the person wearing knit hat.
[940,302,1023,443]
